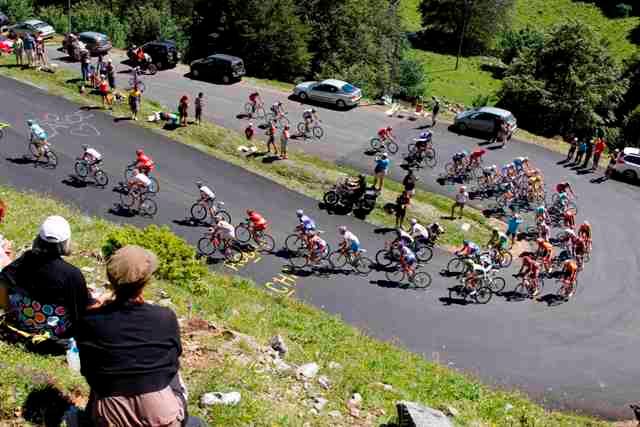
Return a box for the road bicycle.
[449,275,493,304]
[405,146,437,168]
[0,122,9,140]
[284,229,330,254]
[244,102,266,121]
[287,242,331,269]
[190,198,231,223]
[197,231,243,263]
[267,112,290,129]
[28,141,58,168]
[513,274,544,299]
[124,163,159,194]
[296,120,324,140]
[370,136,398,154]
[375,239,433,267]
[234,220,276,252]
[120,187,158,217]
[384,262,432,289]
[483,247,513,269]
[328,247,374,275]
[74,158,109,187]
[445,254,477,276]
[556,277,578,300]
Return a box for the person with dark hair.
[76,245,205,427]
[0,216,89,341]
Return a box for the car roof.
[23,19,45,25]
[623,147,640,156]
[145,40,175,47]
[477,106,513,117]
[79,31,106,39]
[320,79,351,87]
[210,53,242,62]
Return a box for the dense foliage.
[497,21,628,138]
[495,28,545,65]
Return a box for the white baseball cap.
[39,216,71,243]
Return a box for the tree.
[418,0,515,53]
[397,57,429,99]
[623,105,640,147]
[497,21,627,137]
[495,28,544,65]
[0,0,34,22]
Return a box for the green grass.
[0,55,495,247]
[0,185,610,426]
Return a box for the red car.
[0,36,14,54]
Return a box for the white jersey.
[303,109,314,119]
[215,221,235,238]
[342,230,359,246]
[85,148,102,161]
[199,185,215,199]
[410,223,429,240]
[398,229,413,243]
[134,173,151,187]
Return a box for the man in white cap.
[0,216,89,343]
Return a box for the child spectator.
[245,122,255,141]
[195,92,204,125]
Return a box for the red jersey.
[594,139,606,155]
[136,153,155,170]
[245,126,255,140]
[249,93,259,102]
[556,183,569,193]
[378,128,390,139]
[470,149,485,160]
[249,212,267,230]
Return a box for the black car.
[62,32,112,59]
[189,54,246,84]
[131,40,180,70]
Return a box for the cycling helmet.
[410,218,417,225]
[215,215,225,223]
[248,122,254,127]
[136,149,144,156]
[311,108,316,113]
[419,131,431,139]
[296,209,304,217]
[196,180,203,187]
[380,152,388,158]
[491,164,497,170]
[583,221,590,227]
[284,124,290,130]
[386,126,393,131]
[81,144,89,150]
[463,240,470,245]
[338,226,347,234]
[26,119,34,126]
[246,209,254,216]
[460,186,466,191]
[536,206,545,214]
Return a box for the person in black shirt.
[402,169,417,198]
[77,245,204,427]
[0,215,89,341]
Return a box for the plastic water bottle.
[66,338,81,372]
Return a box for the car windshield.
[341,84,357,93]
[504,113,516,124]
[33,22,49,29]
[232,61,244,72]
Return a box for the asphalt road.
[15,51,640,418]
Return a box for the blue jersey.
[29,124,48,141]
[299,215,316,231]
[467,242,480,255]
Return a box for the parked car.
[613,147,640,181]
[0,35,13,54]
[0,11,9,29]
[62,32,111,59]
[9,19,55,39]
[454,106,518,135]
[293,79,362,109]
[189,54,245,83]
[128,40,180,70]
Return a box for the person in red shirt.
[377,126,393,141]
[591,138,606,171]
[563,209,576,229]
[514,254,541,296]
[99,76,112,109]
[245,122,255,141]
[536,238,553,273]
[265,120,278,155]
[469,149,486,168]
[246,209,267,232]
[135,149,155,175]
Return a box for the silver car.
[454,106,517,135]
[9,19,55,39]
[293,79,362,109]
[613,147,640,181]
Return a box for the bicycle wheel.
[289,252,309,268]
[285,234,305,252]
[198,237,216,256]
[412,271,432,289]
[215,209,232,224]
[120,191,136,208]
[354,256,374,275]
[474,286,493,304]
[312,126,323,139]
[407,143,416,154]
[424,149,437,167]
[499,252,513,268]
[94,170,109,187]
[190,203,208,222]
[244,102,254,115]
[74,160,89,178]
[255,232,275,252]
[296,122,306,135]
[385,267,405,283]
[370,138,383,151]
[445,162,455,175]
[123,165,135,181]
[446,257,466,275]
[139,198,158,217]
[489,276,506,293]
[415,244,433,263]
[387,141,399,155]
[328,250,348,268]
[323,191,339,206]
[222,243,243,263]
[234,223,252,243]
[375,249,394,267]
[147,176,159,194]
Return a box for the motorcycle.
[323,176,378,212]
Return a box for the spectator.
[105,58,115,90]
[23,34,34,67]
[431,98,440,128]
[35,32,47,67]
[99,76,112,110]
[195,92,204,125]
[395,191,410,228]
[266,120,278,155]
[178,95,189,127]
[0,199,13,272]
[81,53,90,82]
[574,140,587,165]
[493,117,504,144]
[13,35,24,67]
[603,149,620,181]
[506,213,523,245]
[402,169,417,198]
[581,139,593,169]
[592,137,606,171]
[76,245,205,427]
[129,85,141,121]
[373,152,390,191]
[565,137,578,162]
[244,122,255,142]
[450,186,468,219]
[280,124,290,160]
[0,216,89,344]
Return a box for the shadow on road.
[108,204,137,218]
[173,217,209,228]
[61,175,89,189]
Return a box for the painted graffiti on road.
[224,249,263,272]
[263,273,297,297]
[41,111,101,140]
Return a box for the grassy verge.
[0,185,608,426]
[0,54,494,247]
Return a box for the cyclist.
[211,215,235,249]
[398,241,418,275]
[409,218,429,244]
[537,221,551,242]
[338,226,360,255]
[451,151,468,174]
[126,168,151,211]
[513,254,541,296]
[563,208,576,229]
[560,228,577,256]
[487,228,509,252]
[535,238,553,273]
[556,181,576,199]
[468,148,486,169]
[377,126,394,143]
[480,164,498,184]
[248,91,261,116]
[535,206,548,225]
[296,209,316,245]
[427,222,445,244]
[512,156,529,173]
[411,131,432,164]
[196,181,216,218]
[463,254,492,295]
[394,227,414,246]
[456,240,480,261]
[27,119,49,159]
[270,101,285,118]
[578,221,592,251]
[560,259,578,298]
[308,233,328,263]
[134,149,155,175]
[80,144,102,171]
[247,209,268,233]
[302,108,320,134]
[574,236,588,269]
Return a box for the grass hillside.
[0,186,609,426]
[400,0,639,106]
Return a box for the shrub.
[495,28,545,65]
[102,225,209,293]
[623,105,640,147]
[69,1,128,47]
[0,0,34,22]
[397,57,429,100]
[37,5,67,35]
[471,94,496,108]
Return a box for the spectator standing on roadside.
[76,245,206,427]
[431,98,440,128]
[244,122,255,142]
[582,138,594,169]
[129,85,141,121]
[280,124,290,160]
[195,92,204,125]
[565,137,578,162]
[99,75,112,110]
[22,33,34,67]
[451,186,468,219]
[35,32,47,67]
[105,58,115,90]
[13,35,24,67]
[592,137,606,171]
[266,120,278,155]
[402,169,417,198]
[395,191,410,228]
[178,95,189,127]
[506,212,523,245]
[81,53,90,82]
[574,140,587,165]
[373,152,390,191]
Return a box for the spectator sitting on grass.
[76,245,205,427]
[0,199,14,271]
